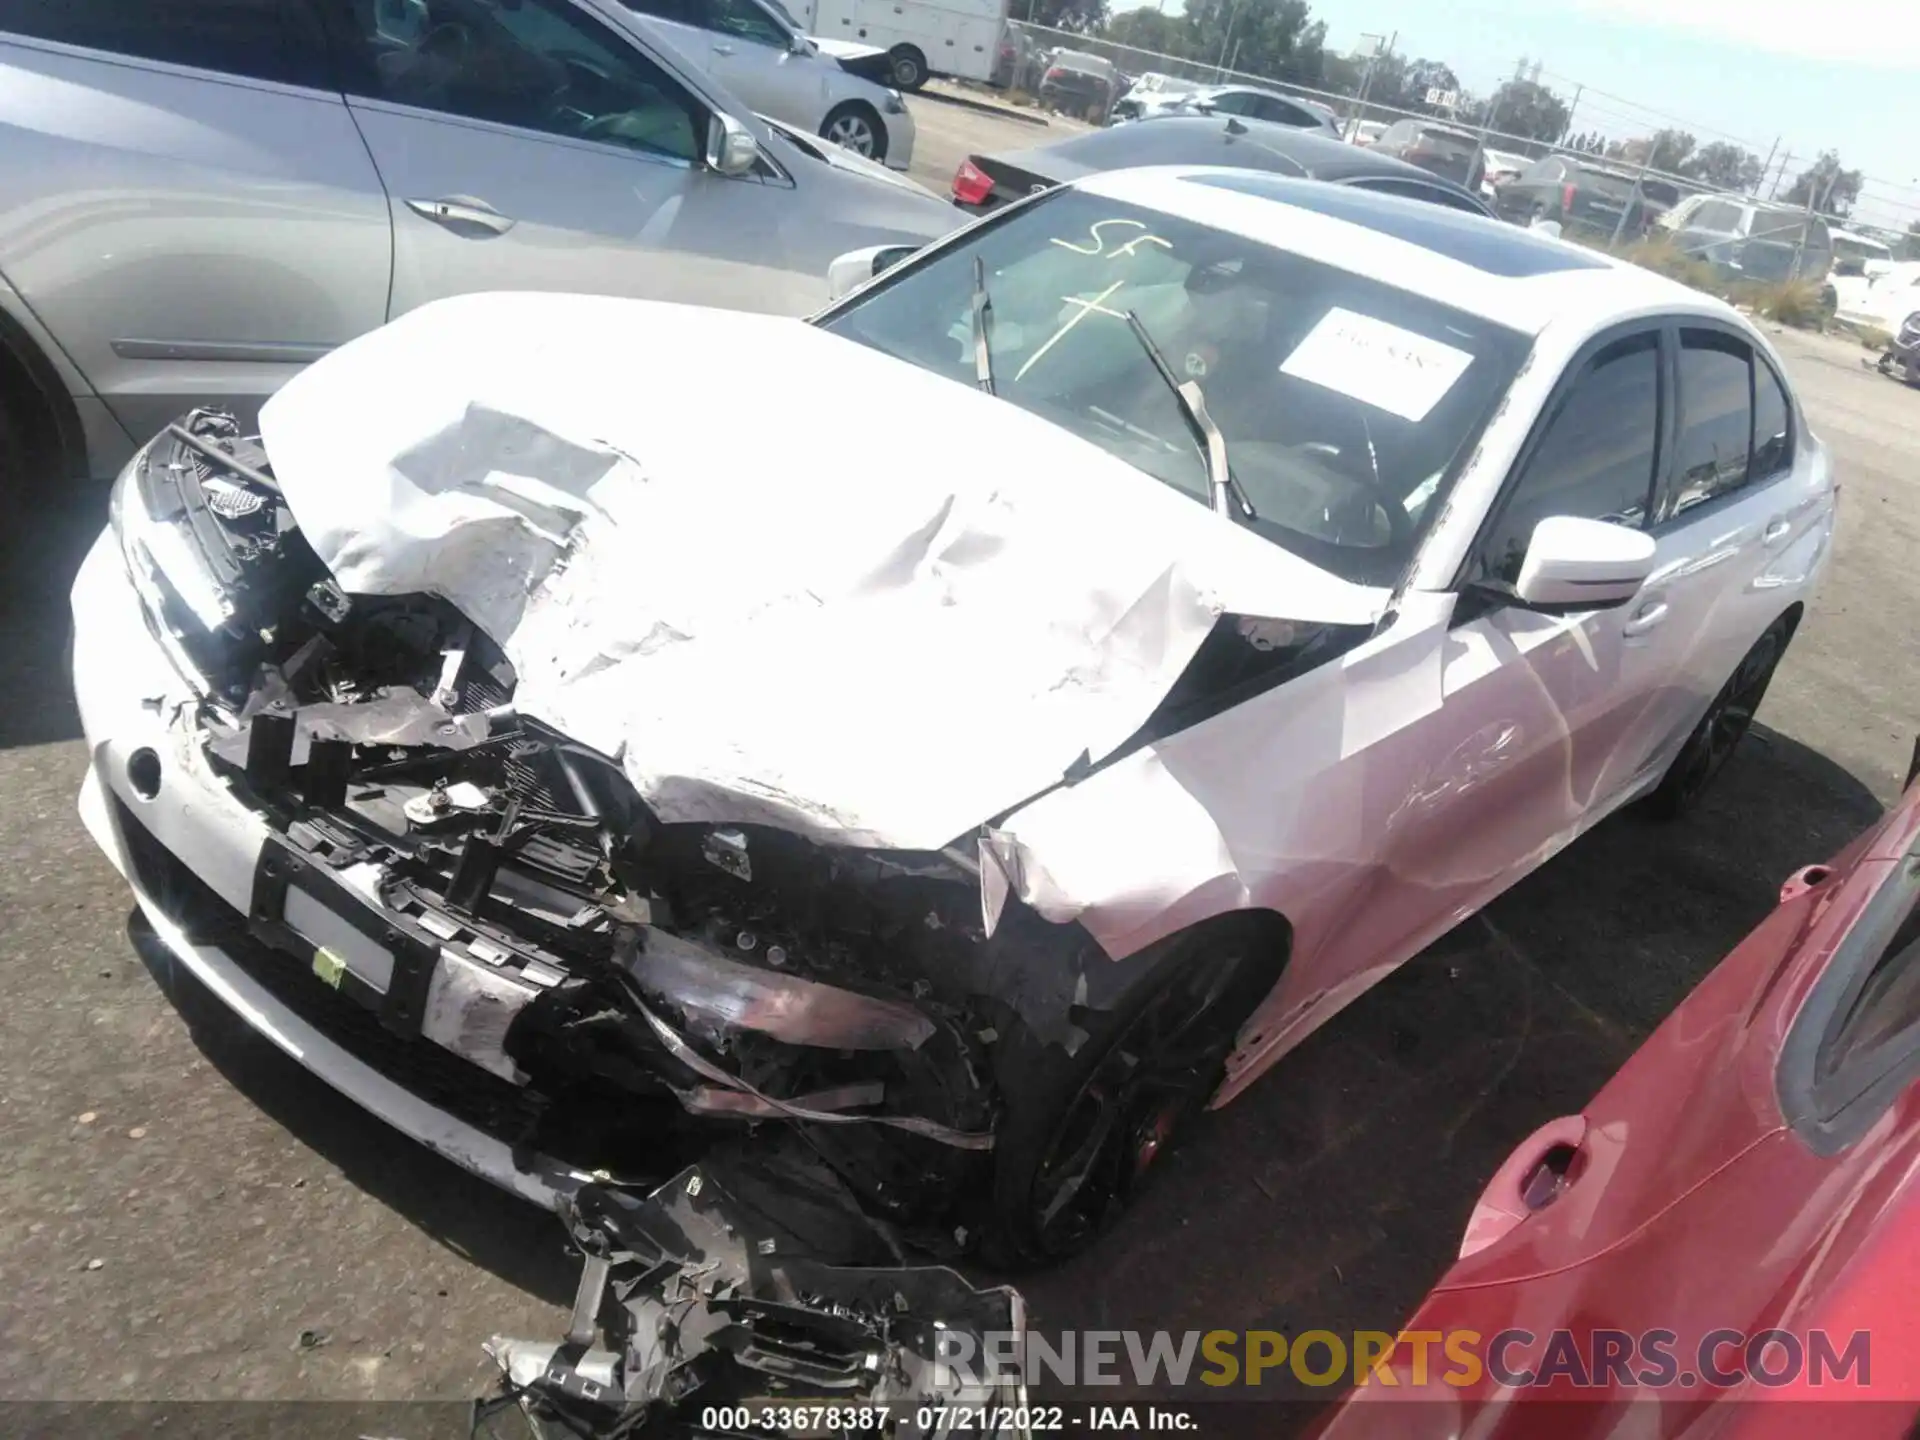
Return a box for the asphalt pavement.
[2,95,1917,1429]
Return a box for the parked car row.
[950,117,1493,216]
[0,0,957,483]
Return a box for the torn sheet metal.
[480,1152,1026,1439]
[259,292,1384,852]
[982,593,1452,963]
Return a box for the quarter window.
[1752,355,1793,479]
[0,0,333,87]
[1476,332,1660,586]
[321,0,701,162]
[1671,329,1754,515]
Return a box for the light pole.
[1349,30,1392,137]
[1216,0,1245,79]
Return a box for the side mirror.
[704,112,761,178]
[825,244,918,300]
[1513,516,1657,611]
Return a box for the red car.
[1320,747,1920,1437]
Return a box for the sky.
[1108,0,1920,230]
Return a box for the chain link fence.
[999,20,1739,245]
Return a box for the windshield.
[1417,130,1478,158]
[819,190,1527,586]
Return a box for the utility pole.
[1768,148,1792,201]
[1560,84,1583,148]
[1793,166,1840,281]
[1215,0,1244,79]
[1755,136,1779,197]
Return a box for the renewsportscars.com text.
[932,1328,1874,1390]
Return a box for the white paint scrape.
[259,292,1380,853]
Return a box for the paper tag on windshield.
[1279,308,1473,422]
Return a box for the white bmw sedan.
[72,168,1835,1266]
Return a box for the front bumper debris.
[481,1148,1027,1439]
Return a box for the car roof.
[991,117,1487,199]
[1073,167,1739,337]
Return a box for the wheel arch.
[0,298,88,481]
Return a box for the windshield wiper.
[971,255,995,396]
[1122,311,1255,521]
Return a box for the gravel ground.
[2,98,1915,1429]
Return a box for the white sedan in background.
[75,168,1833,1269]
[619,0,916,166]
[1115,82,1341,137]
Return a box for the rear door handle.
[712,41,734,54]
[1762,517,1793,545]
[404,196,515,235]
[1622,599,1669,637]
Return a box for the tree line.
[1043,0,1868,216]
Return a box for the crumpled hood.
[258,292,1382,851]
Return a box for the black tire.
[1644,613,1795,820]
[888,44,927,91]
[983,914,1285,1267]
[820,101,885,162]
[0,393,25,504]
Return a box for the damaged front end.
[106,410,1088,1229]
[480,1150,1026,1440]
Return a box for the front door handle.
[712,41,734,54]
[1622,599,1669,637]
[1762,517,1793,545]
[404,196,515,235]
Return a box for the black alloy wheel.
[1646,617,1792,818]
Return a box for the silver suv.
[1658,194,1835,285]
[0,0,956,483]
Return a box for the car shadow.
[1,483,106,750]
[128,914,579,1307]
[1016,723,1884,1420]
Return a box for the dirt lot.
[2,93,1916,1429]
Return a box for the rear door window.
[1669,329,1754,516]
[1252,95,1312,126]
[0,0,334,87]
